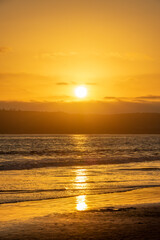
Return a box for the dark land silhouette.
[0,110,160,134]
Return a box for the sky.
[0,0,160,113]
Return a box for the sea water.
[0,134,160,209]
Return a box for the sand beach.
[0,186,160,240]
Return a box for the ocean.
[0,134,160,209]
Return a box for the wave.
[1,184,159,194]
[0,149,80,156]
[0,185,160,205]
[0,156,160,171]
[120,167,160,171]
[0,147,159,156]
[0,188,67,194]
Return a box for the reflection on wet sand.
[76,195,87,211]
[74,168,88,211]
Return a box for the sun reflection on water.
[75,169,87,185]
[76,195,87,211]
[74,168,88,211]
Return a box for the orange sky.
[0,0,160,112]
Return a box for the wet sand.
[0,187,160,240]
[0,205,160,240]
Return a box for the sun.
[75,86,87,99]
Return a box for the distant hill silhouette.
[0,110,160,134]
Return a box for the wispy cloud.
[36,51,153,62]
[104,96,118,100]
[38,52,78,59]
[0,72,57,85]
[56,82,69,86]
[104,95,160,102]
[0,73,61,100]
[56,81,97,86]
[107,52,154,61]
[135,95,160,100]
[0,47,11,54]
[85,82,97,85]
[40,95,72,101]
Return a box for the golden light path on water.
[71,135,89,211]
[74,168,88,211]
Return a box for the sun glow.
[75,86,87,99]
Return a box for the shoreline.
[0,186,160,222]
[0,203,160,240]
[0,186,160,239]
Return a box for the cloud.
[108,73,160,97]
[104,95,160,103]
[0,73,62,101]
[56,82,69,86]
[40,95,72,101]
[104,96,118,100]
[36,51,154,63]
[135,95,160,100]
[0,47,11,54]
[0,72,97,90]
[0,72,57,85]
[56,81,96,86]
[69,82,97,86]
[106,52,154,61]
[85,82,97,85]
[0,100,160,114]
[0,72,62,84]
[38,52,78,59]
[104,96,133,102]
[104,97,123,102]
